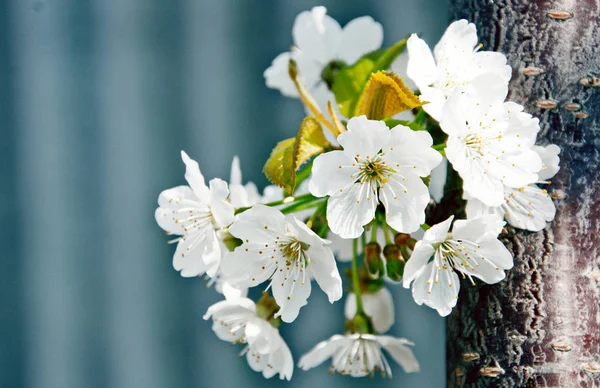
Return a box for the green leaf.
[263,117,329,193]
[332,37,408,118]
[383,118,425,131]
[354,71,422,120]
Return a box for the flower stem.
[370,218,378,243]
[352,238,365,315]
[306,200,327,229]
[280,197,324,214]
[382,221,392,245]
[234,193,315,214]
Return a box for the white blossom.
[465,144,560,231]
[222,205,342,323]
[309,115,442,238]
[229,156,261,208]
[264,6,383,113]
[204,297,293,380]
[406,19,511,121]
[298,333,419,378]
[403,215,513,316]
[155,151,234,278]
[442,92,542,206]
[345,288,395,333]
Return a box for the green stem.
[382,221,392,245]
[421,223,431,231]
[317,221,329,238]
[280,197,324,214]
[352,238,364,315]
[370,218,378,243]
[306,200,327,228]
[235,193,315,214]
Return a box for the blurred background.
[1,1,449,387]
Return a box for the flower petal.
[228,204,286,242]
[378,336,420,373]
[338,115,390,159]
[309,150,358,197]
[155,186,205,235]
[379,172,430,233]
[307,244,342,303]
[458,238,513,283]
[209,178,234,228]
[220,245,278,288]
[503,186,556,231]
[264,52,299,97]
[338,16,383,64]
[173,228,221,278]
[534,144,561,181]
[362,288,395,333]
[385,124,442,176]
[272,267,312,323]
[292,7,341,64]
[402,242,434,287]
[411,261,459,317]
[298,335,348,370]
[452,215,504,242]
[406,34,438,89]
[181,150,210,203]
[433,19,477,59]
[326,182,376,239]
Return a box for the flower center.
[356,155,393,189]
[280,238,310,267]
[321,59,347,90]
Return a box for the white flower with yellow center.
[465,144,560,231]
[154,151,234,278]
[264,6,383,113]
[221,205,342,323]
[204,297,293,380]
[298,333,419,378]
[403,215,513,316]
[309,115,442,239]
[406,19,511,121]
[442,92,543,207]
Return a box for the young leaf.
[332,37,408,118]
[263,117,328,193]
[354,71,422,120]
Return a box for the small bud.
[364,242,385,279]
[394,233,416,250]
[394,233,411,246]
[384,244,405,281]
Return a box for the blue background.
[0,1,448,387]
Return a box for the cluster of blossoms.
[155,7,560,381]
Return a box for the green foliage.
[263,117,329,194]
[332,37,408,118]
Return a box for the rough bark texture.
[447,1,600,387]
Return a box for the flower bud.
[364,242,384,279]
[384,244,406,281]
[395,232,416,250]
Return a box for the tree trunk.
[446,1,600,387]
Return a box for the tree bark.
[446,1,600,387]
